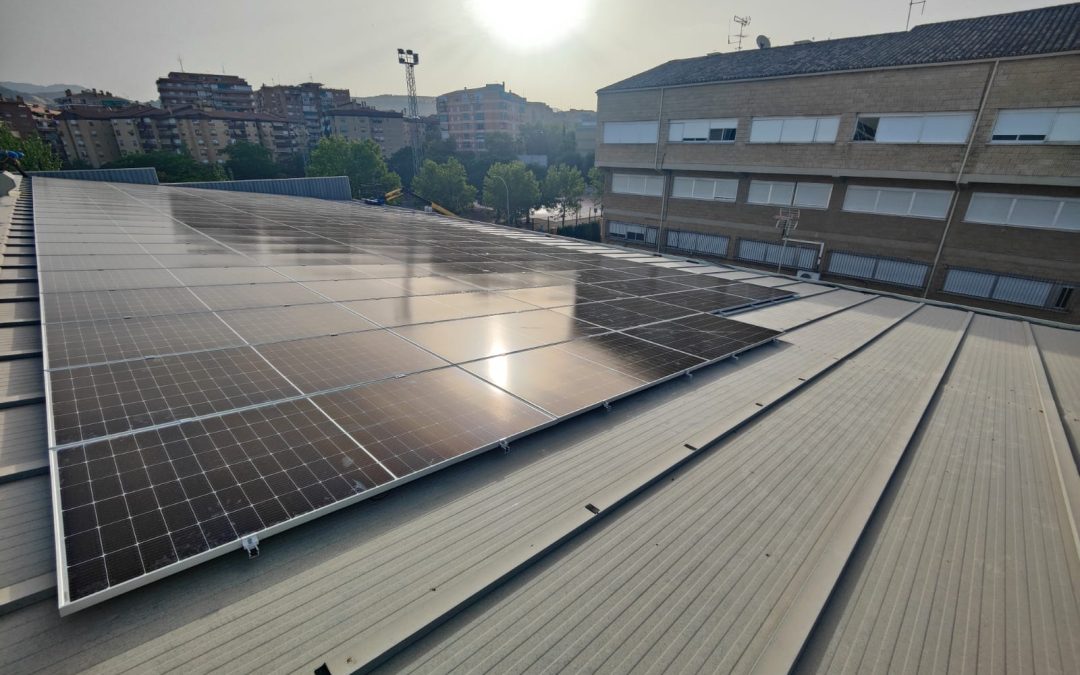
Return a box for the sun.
[467,0,589,51]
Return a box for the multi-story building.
[325,103,407,156]
[436,83,527,152]
[54,89,132,110]
[56,105,303,168]
[256,82,350,153]
[156,72,255,113]
[596,3,1080,323]
[0,96,39,139]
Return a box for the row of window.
[604,107,1080,146]
[612,172,1080,230]
[607,220,1074,311]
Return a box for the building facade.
[256,82,350,153]
[436,83,527,152]
[56,105,303,167]
[156,72,256,113]
[54,89,132,110]
[325,104,407,156]
[596,3,1080,323]
[0,96,39,139]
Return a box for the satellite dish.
[756,35,771,49]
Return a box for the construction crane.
[397,48,422,179]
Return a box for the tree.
[223,141,278,180]
[276,153,306,178]
[306,136,401,199]
[103,151,226,183]
[388,146,417,187]
[412,158,477,213]
[482,161,540,225]
[481,132,521,163]
[542,164,586,225]
[587,166,604,208]
[0,122,61,171]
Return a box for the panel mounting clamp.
[242,535,260,558]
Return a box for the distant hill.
[0,81,87,94]
[0,81,93,105]
[355,94,437,117]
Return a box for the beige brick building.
[436,83,527,152]
[256,82,350,154]
[596,3,1080,323]
[325,104,407,156]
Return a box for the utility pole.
[397,48,422,180]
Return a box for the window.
[747,180,832,208]
[603,121,659,144]
[612,173,664,197]
[827,251,929,288]
[991,108,1080,143]
[672,176,738,201]
[853,113,973,143]
[666,229,730,256]
[668,118,737,143]
[842,185,952,219]
[965,193,1080,231]
[749,116,839,143]
[943,268,1073,310]
[736,238,819,270]
[607,220,658,245]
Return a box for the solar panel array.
[35,178,790,612]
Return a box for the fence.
[29,167,159,184]
[165,176,352,200]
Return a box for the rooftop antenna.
[397,48,422,180]
[906,0,926,30]
[775,207,800,272]
[178,55,185,73]
[728,15,751,51]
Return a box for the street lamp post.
[492,174,511,226]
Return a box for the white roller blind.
[749,119,783,142]
[993,110,1054,137]
[672,177,693,198]
[603,121,658,144]
[843,186,878,213]
[780,118,816,142]
[920,114,972,143]
[793,182,832,208]
[814,117,840,142]
[876,116,922,142]
[1048,110,1080,141]
[966,193,1080,231]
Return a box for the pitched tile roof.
[600,3,1080,92]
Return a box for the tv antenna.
[775,207,801,272]
[728,16,751,51]
[906,0,926,30]
[177,55,185,72]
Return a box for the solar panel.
[35,178,787,613]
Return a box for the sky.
[0,0,1065,110]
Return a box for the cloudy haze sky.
[0,0,1063,110]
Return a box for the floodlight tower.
[397,48,422,179]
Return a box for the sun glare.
[467,0,588,51]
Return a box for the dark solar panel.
[312,368,552,476]
[35,178,793,613]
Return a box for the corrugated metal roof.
[600,3,1080,92]
[0,176,1076,675]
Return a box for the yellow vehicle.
[384,187,459,219]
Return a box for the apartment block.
[256,82,350,153]
[325,103,407,156]
[54,89,132,110]
[0,96,39,139]
[156,72,256,113]
[56,105,303,168]
[596,3,1080,323]
[436,83,527,152]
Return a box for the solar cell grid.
[46,312,246,369]
[41,288,208,324]
[313,367,553,477]
[36,178,794,612]
[49,346,297,444]
[257,330,447,393]
[57,398,392,601]
[216,303,376,344]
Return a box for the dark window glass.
[853,117,879,141]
